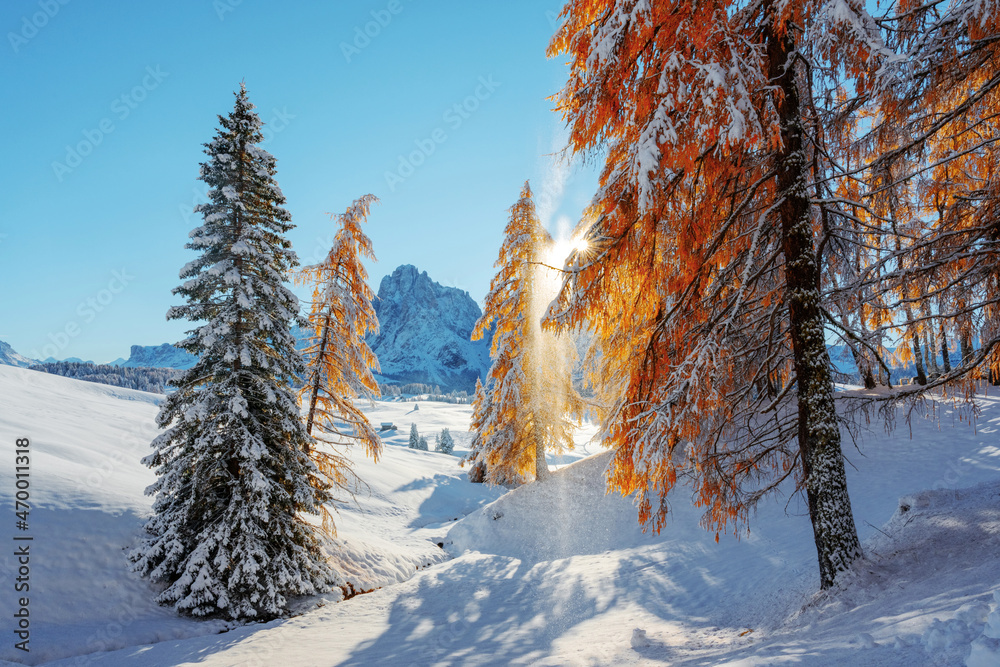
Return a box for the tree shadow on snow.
[336,540,715,667]
[626,498,1000,665]
[339,556,616,666]
[394,475,504,529]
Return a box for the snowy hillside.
[2,366,1000,665]
[369,265,492,393]
[0,366,502,665]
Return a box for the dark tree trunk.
[467,459,486,484]
[910,323,927,385]
[849,348,877,390]
[961,329,973,367]
[303,311,333,454]
[767,20,862,589]
[923,325,939,376]
[939,322,952,373]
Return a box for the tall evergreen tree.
[130,84,334,620]
[472,182,583,484]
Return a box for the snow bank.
[968,591,1000,666]
[784,479,1000,666]
[446,452,655,561]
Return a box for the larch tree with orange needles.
[471,182,583,484]
[860,0,1000,390]
[545,0,891,588]
[296,194,382,530]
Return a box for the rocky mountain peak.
[369,265,491,392]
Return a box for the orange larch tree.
[546,0,890,588]
[471,182,583,484]
[296,194,382,531]
[861,0,1000,389]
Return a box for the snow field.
[0,367,501,664]
[2,365,1000,665]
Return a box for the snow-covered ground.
[1,365,999,665]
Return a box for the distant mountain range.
[828,344,964,383]
[43,357,94,365]
[0,315,959,393]
[0,340,35,368]
[0,341,195,372]
[0,265,493,393]
[367,264,492,393]
[0,317,941,393]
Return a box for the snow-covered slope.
[441,400,1000,665]
[3,363,1000,666]
[113,343,196,370]
[0,365,501,665]
[0,339,36,368]
[369,265,492,393]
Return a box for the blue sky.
[0,1,599,363]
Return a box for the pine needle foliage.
[545,0,880,588]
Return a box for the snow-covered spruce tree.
[408,423,420,449]
[465,378,491,483]
[436,428,455,455]
[296,194,382,532]
[418,436,429,451]
[472,182,583,484]
[130,84,334,620]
